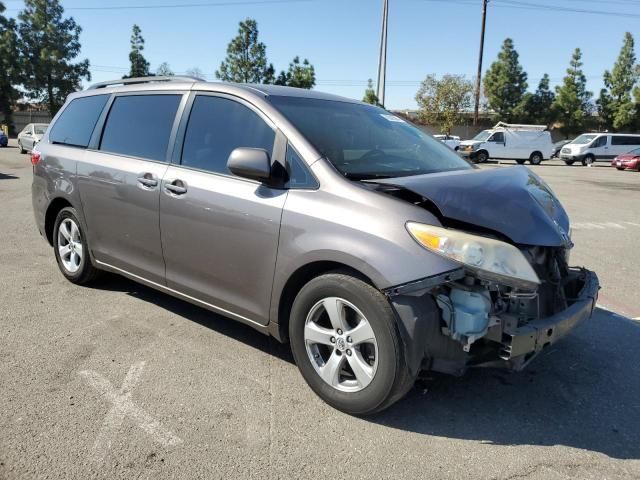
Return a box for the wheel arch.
[271,260,377,343]
[44,197,74,246]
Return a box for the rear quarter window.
[49,95,109,148]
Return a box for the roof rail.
[87,75,204,90]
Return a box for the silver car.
[18,123,49,154]
[32,77,598,414]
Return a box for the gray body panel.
[160,165,287,325]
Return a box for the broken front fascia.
[383,266,599,376]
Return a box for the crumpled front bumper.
[500,268,599,370]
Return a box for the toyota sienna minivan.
[32,77,599,415]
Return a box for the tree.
[274,56,315,89]
[483,38,528,121]
[17,0,90,116]
[127,24,150,78]
[363,79,379,105]
[156,62,174,76]
[515,74,556,125]
[553,48,593,136]
[185,67,205,79]
[597,32,638,131]
[0,1,21,132]
[216,18,274,84]
[415,74,473,134]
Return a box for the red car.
[612,148,640,171]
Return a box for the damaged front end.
[387,246,599,377]
[371,167,599,376]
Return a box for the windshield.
[629,148,640,155]
[268,96,472,180]
[573,134,597,145]
[34,125,47,135]
[472,130,492,142]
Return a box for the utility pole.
[473,0,489,125]
[376,0,389,107]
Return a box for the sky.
[4,0,640,109]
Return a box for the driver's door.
[159,93,287,325]
[486,131,506,158]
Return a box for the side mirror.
[227,147,272,182]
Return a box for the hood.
[373,166,571,247]
[618,154,639,160]
[460,140,481,146]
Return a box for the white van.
[559,133,640,166]
[459,123,554,165]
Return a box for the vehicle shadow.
[373,308,640,460]
[87,275,639,459]
[88,273,294,363]
[0,172,19,180]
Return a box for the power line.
[5,0,313,12]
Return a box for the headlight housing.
[406,222,540,290]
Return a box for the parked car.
[560,133,640,166]
[32,77,598,415]
[551,139,572,158]
[18,123,49,154]
[0,130,8,147]
[611,147,640,171]
[433,134,461,151]
[458,122,553,165]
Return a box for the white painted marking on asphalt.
[79,361,182,463]
[571,221,640,230]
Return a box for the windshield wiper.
[343,172,395,181]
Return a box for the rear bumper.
[500,269,599,369]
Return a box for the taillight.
[31,150,41,166]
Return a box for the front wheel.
[564,160,575,166]
[289,272,414,415]
[53,207,100,284]
[516,159,526,165]
[474,151,488,164]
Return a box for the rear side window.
[181,95,275,175]
[50,95,109,148]
[612,135,640,146]
[100,94,181,161]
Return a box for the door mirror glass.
[227,148,272,182]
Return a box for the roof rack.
[87,75,204,90]
[493,122,547,131]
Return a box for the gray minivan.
[32,77,599,415]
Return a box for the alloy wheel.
[304,297,378,392]
[57,218,83,273]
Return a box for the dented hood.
[374,166,571,247]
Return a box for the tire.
[564,160,575,166]
[289,272,414,415]
[529,152,543,165]
[582,155,595,166]
[616,167,624,171]
[475,151,488,164]
[53,207,100,285]
[516,159,526,165]
[18,141,26,154]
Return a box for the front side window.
[181,95,275,175]
[268,96,471,180]
[592,136,607,148]
[490,132,505,143]
[49,95,109,148]
[100,94,182,161]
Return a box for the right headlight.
[406,222,540,290]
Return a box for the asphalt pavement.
[1,142,639,479]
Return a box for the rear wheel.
[529,152,543,165]
[582,154,595,166]
[289,272,414,415]
[53,207,100,285]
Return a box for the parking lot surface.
[1,141,639,479]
